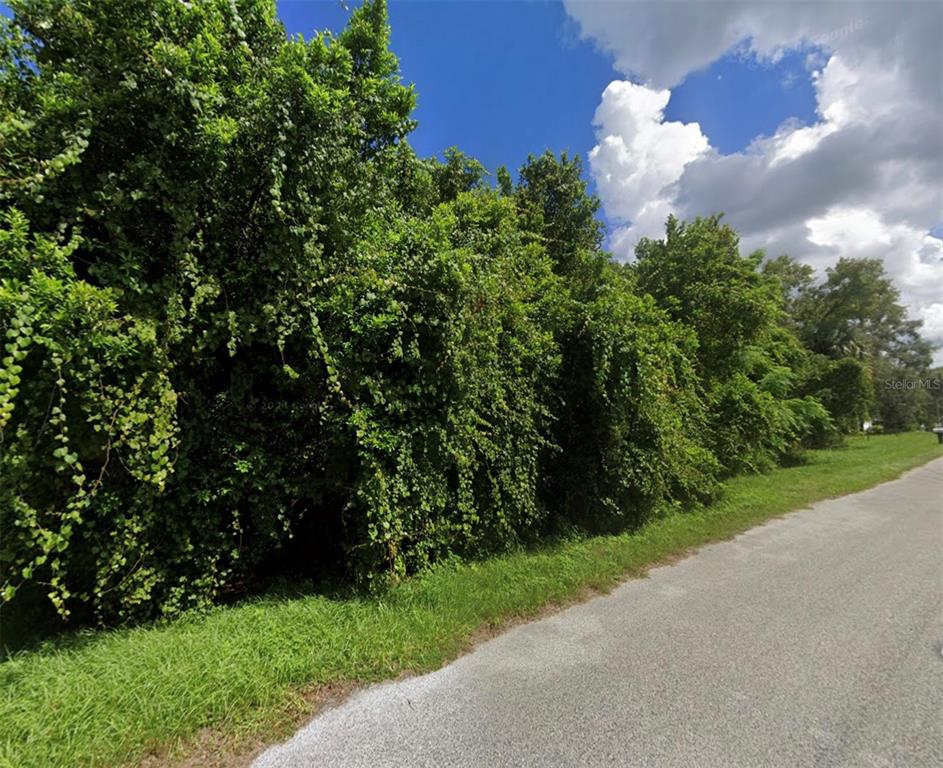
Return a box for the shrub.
[545,268,719,530]
[313,192,562,580]
[803,356,873,433]
[1,0,417,622]
[635,216,832,472]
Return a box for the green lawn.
[1,433,940,768]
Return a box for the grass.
[1,432,940,768]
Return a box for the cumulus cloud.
[922,303,943,346]
[804,207,943,335]
[588,81,709,246]
[566,1,943,359]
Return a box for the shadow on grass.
[0,572,366,663]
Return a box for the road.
[255,459,943,768]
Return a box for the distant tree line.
[0,0,937,630]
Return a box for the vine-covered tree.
[1,0,417,622]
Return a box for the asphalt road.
[255,459,943,768]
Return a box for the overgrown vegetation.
[1,0,938,637]
[0,433,939,768]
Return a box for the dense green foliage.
[0,0,935,632]
[635,216,832,471]
[764,254,937,431]
[2,433,939,768]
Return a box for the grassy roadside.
[1,433,940,768]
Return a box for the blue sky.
[278,0,818,172]
[279,0,617,177]
[665,48,818,155]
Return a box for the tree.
[430,147,488,203]
[541,272,720,528]
[635,215,782,379]
[923,366,943,427]
[635,216,831,470]
[509,156,717,528]
[323,189,563,579]
[514,151,604,286]
[762,254,814,332]
[796,258,930,366]
[789,257,934,430]
[802,356,873,433]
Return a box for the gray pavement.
[255,458,943,768]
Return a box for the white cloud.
[805,208,943,336]
[805,207,894,251]
[922,303,943,349]
[565,1,943,360]
[588,81,709,245]
[766,56,851,166]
